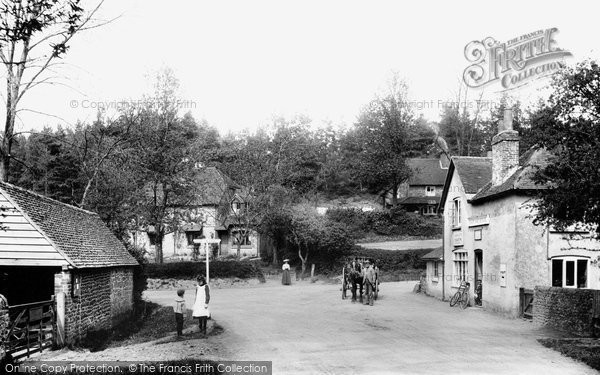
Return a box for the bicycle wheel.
[449,291,460,307]
[460,292,469,309]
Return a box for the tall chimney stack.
[491,108,519,186]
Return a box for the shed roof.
[421,246,444,261]
[0,182,138,268]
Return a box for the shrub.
[326,207,442,238]
[145,261,265,282]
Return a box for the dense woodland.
[1,65,561,266]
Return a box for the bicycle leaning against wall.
[449,281,470,309]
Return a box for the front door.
[474,250,483,306]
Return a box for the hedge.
[145,261,265,282]
[326,207,442,238]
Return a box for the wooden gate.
[519,288,534,319]
[5,298,56,360]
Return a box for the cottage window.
[452,198,461,227]
[186,231,203,246]
[551,257,588,288]
[232,201,247,214]
[453,250,468,286]
[233,233,251,246]
[426,186,435,196]
[433,261,440,278]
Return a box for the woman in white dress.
[282,259,291,285]
[192,275,210,335]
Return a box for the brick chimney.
[491,109,520,186]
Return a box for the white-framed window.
[424,205,436,215]
[452,198,461,227]
[551,257,588,288]
[433,261,440,278]
[231,201,247,214]
[426,186,436,196]
[453,250,468,286]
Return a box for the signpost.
[193,238,222,284]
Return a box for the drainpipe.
[442,217,445,301]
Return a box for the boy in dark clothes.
[173,289,186,336]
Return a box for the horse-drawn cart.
[342,257,380,301]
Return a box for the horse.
[343,259,364,303]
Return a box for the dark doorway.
[0,266,57,306]
[474,250,483,306]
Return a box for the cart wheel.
[342,280,347,299]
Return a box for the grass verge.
[538,338,600,370]
[79,303,222,351]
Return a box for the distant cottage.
[436,110,600,317]
[381,156,449,215]
[132,167,261,261]
[0,182,138,349]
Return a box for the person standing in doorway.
[282,259,291,285]
[192,275,210,335]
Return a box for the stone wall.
[110,268,134,325]
[0,294,8,363]
[54,267,134,344]
[534,286,598,336]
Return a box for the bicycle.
[449,281,470,309]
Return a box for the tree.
[436,83,492,157]
[351,78,414,206]
[286,204,324,279]
[530,60,600,238]
[129,68,206,263]
[0,0,105,181]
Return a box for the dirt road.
[145,281,595,375]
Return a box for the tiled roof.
[452,157,492,194]
[398,196,440,205]
[421,246,443,260]
[0,182,138,268]
[406,158,448,186]
[469,148,551,204]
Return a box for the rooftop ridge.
[0,181,99,216]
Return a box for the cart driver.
[363,259,376,306]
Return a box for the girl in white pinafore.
[192,275,210,335]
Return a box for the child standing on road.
[173,289,186,336]
[192,275,210,335]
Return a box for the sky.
[4,0,600,135]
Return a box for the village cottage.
[438,110,600,318]
[132,167,260,261]
[381,156,449,215]
[0,182,138,355]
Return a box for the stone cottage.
[381,155,449,215]
[132,167,260,261]
[439,110,600,317]
[0,182,138,345]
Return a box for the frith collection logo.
[463,28,572,90]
